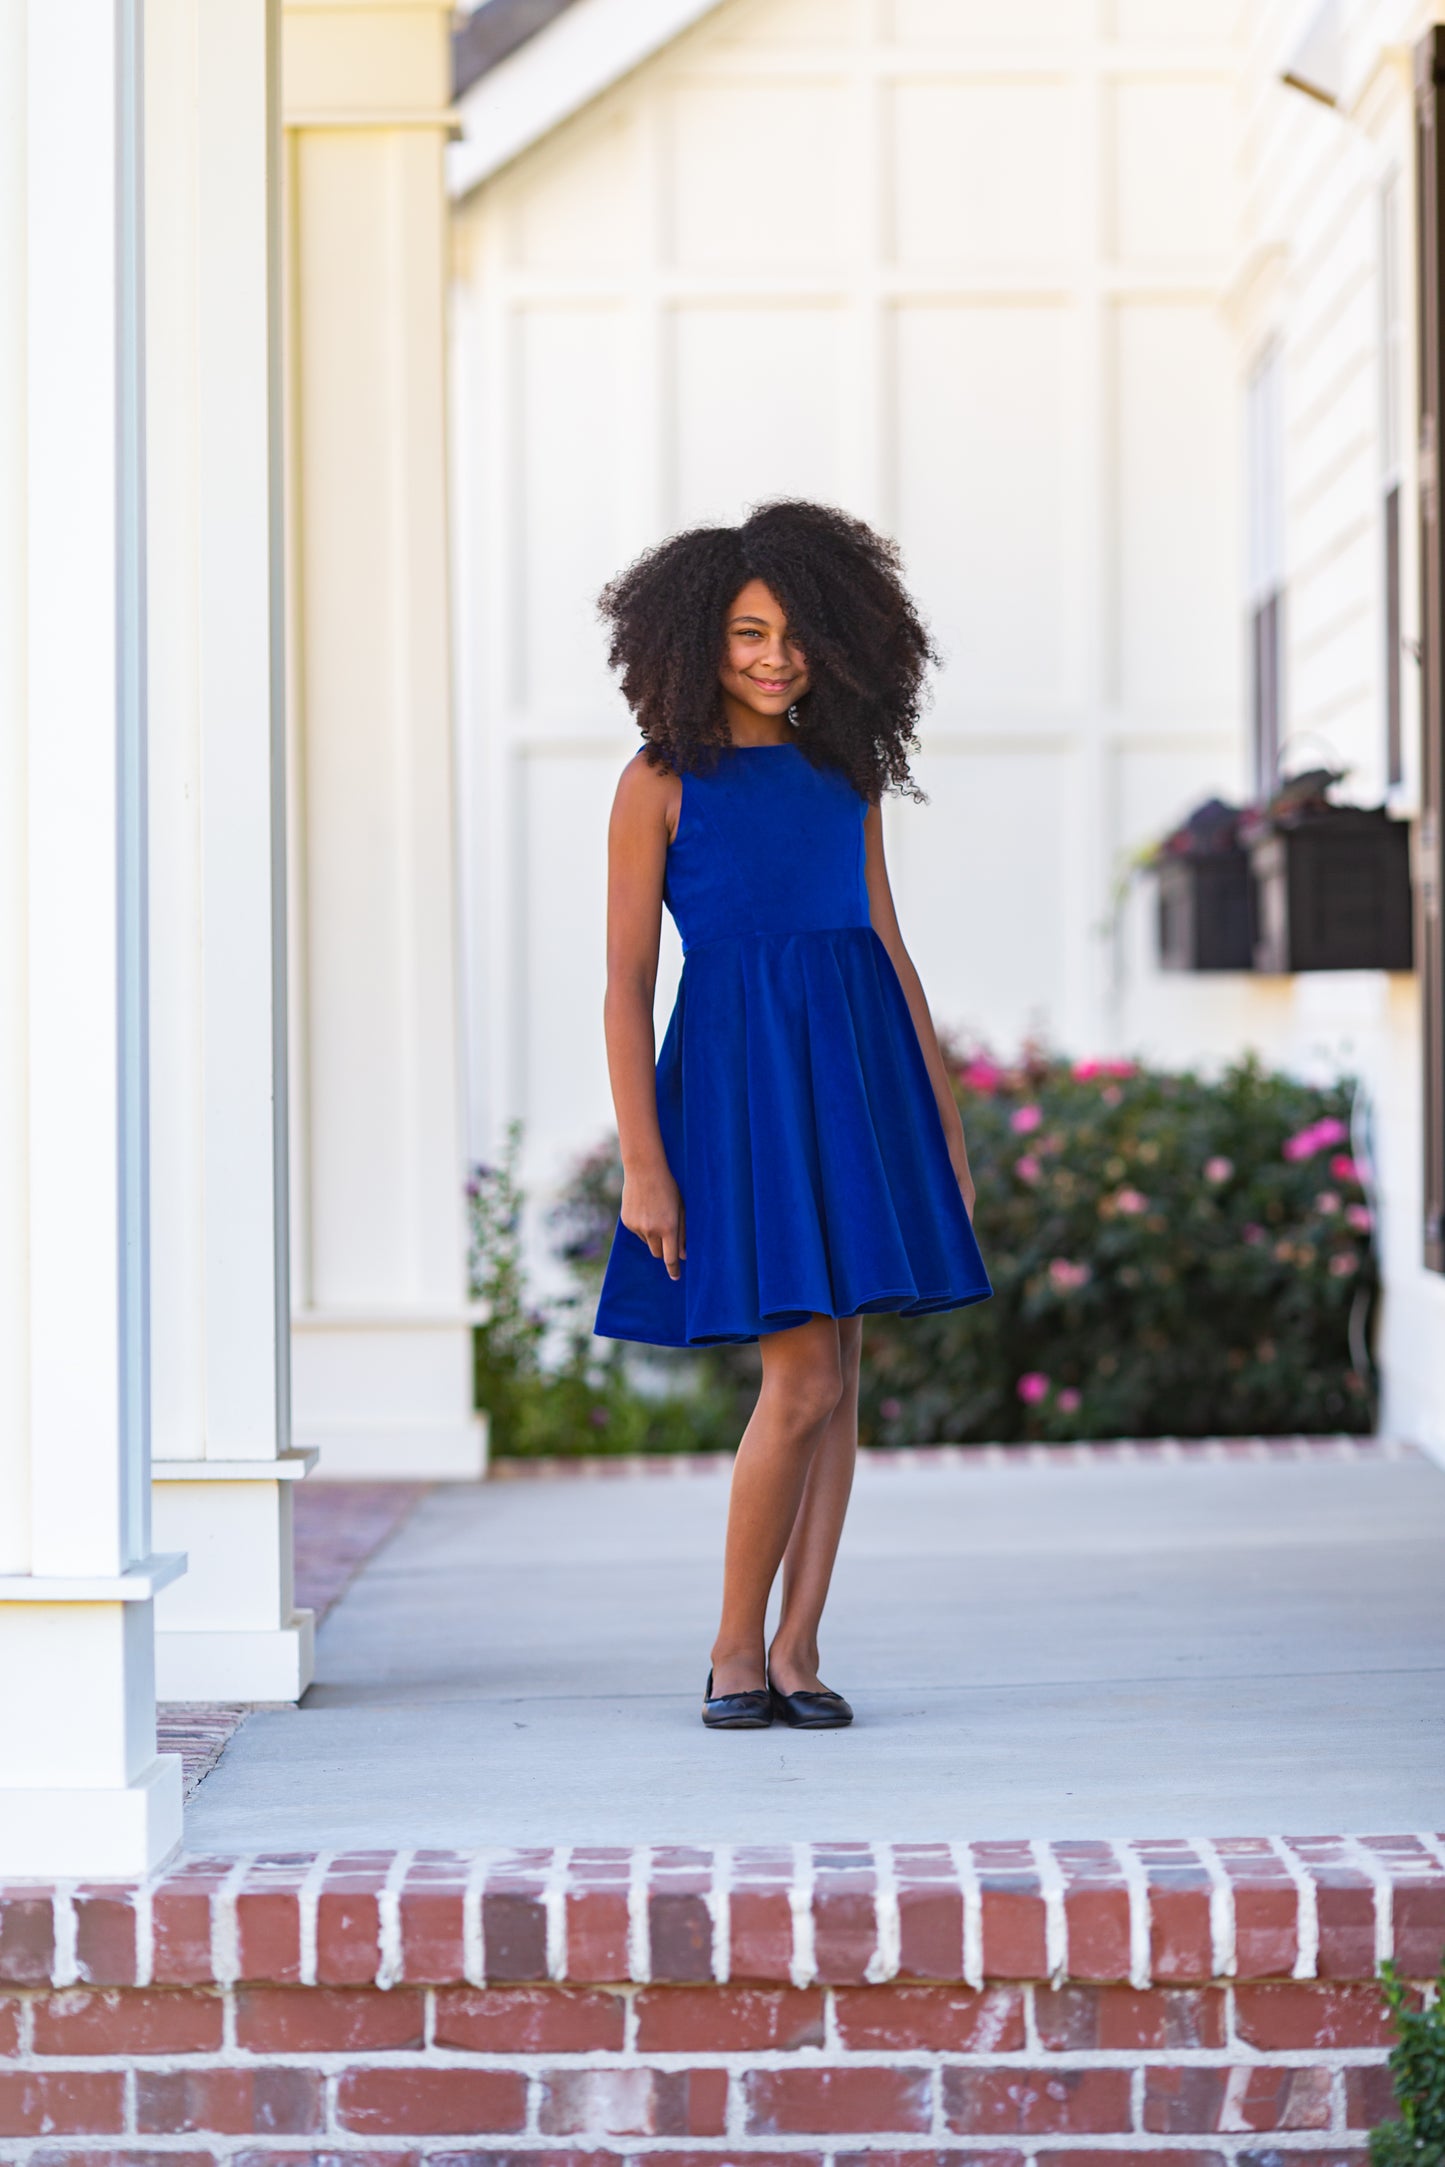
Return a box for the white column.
[0,0,184,1876]
[283,0,485,1480]
[144,0,315,1700]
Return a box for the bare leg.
[709,1316,844,1697]
[768,1316,862,1694]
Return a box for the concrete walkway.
[187,1448,1445,1851]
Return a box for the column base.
[293,1312,489,1480]
[0,1754,182,1879]
[156,1612,315,1701]
[153,1459,317,1701]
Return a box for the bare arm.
[603,753,687,1277]
[862,803,976,1217]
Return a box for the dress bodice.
[663,743,870,954]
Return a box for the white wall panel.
[504,111,638,271]
[516,307,629,721]
[670,305,844,527]
[886,752,1071,1050]
[1112,0,1240,38]
[894,305,1078,708]
[1110,81,1236,263]
[665,82,849,269]
[889,81,1081,268]
[709,0,854,45]
[1115,301,1239,711]
[889,0,1080,42]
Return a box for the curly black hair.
[597,499,937,802]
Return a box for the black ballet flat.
[701,1667,773,1729]
[769,1681,854,1729]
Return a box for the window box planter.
[1247,803,1414,973]
[1149,798,1255,972]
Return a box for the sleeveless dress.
[593,743,993,1347]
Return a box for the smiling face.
[717,578,811,741]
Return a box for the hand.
[949,1136,976,1220]
[621,1161,687,1279]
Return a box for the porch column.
[282,0,484,1479]
[0,0,184,1875]
[145,0,315,1699]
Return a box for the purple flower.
[1284,1116,1349,1162]
[1242,1223,1265,1244]
[1345,1202,1372,1233]
[588,1405,611,1427]
[1056,1387,1081,1414]
[1204,1156,1233,1184]
[879,1396,903,1420]
[1017,1371,1050,1404]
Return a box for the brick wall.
[1,1837,1441,2165]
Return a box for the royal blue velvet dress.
[593,742,992,1347]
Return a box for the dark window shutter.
[1415,27,1445,1270]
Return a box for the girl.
[595,500,991,1731]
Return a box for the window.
[1246,346,1286,803]
[1382,171,1407,790]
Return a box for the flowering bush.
[859,1049,1375,1444]
[474,1052,1377,1456]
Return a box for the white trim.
[151,1449,318,1481]
[0,1552,187,1603]
[448,0,727,198]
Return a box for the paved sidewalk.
[186,1446,1445,1852]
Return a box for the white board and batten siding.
[1232,0,1445,1448]
[451,0,1254,1212]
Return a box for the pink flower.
[1017,1372,1050,1404]
[1284,1116,1350,1162]
[959,1058,1005,1092]
[1048,1258,1090,1292]
[1315,1190,1341,1215]
[879,1396,902,1420]
[1243,1223,1265,1244]
[1204,1156,1233,1184]
[1345,1203,1372,1233]
[1073,1057,1137,1082]
[1330,1153,1361,1184]
[1056,1387,1081,1414]
[1015,1154,1042,1183]
[1329,1252,1359,1277]
[1101,1084,1124,1106]
[1114,1187,1148,1215]
[1010,1104,1043,1135]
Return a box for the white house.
[447,0,1445,1450]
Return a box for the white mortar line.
[710,1843,733,1985]
[298,1851,331,1985]
[789,1842,817,1989]
[211,1856,252,1989]
[463,1850,489,1986]
[133,1878,154,1989]
[50,1881,77,1988]
[1271,1837,1320,1980]
[1192,1837,1237,1979]
[1030,1839,1066,1987]
[951,1839,983,1991]
[1116,1840,1151,1991]
[375,1847,412,1990]
[866,1843,900,1984]
[1344,1836,1394,1969]
[628,1843,653,1984]
[544,1845,570,1982]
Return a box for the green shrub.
[858,1047,1376,1444]
[1371,1958,1445,2165]
[472,1050,1376,1457]
[467,1125,745,1457]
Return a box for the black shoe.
[701,1667,773,1729]
[768,1681,854,1728]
